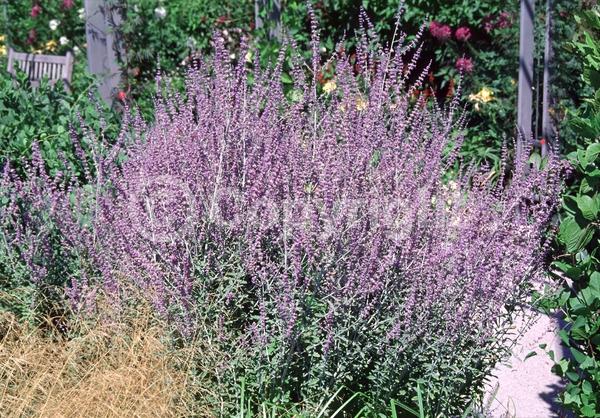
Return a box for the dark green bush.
[549,8,600,417]
[0,65,118,175]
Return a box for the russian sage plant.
[0,12,561,415]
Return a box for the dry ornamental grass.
[0,309,208,418]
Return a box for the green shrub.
[0,65,118,175]
[549,8,600,417]
[0,65,119,321]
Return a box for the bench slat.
[6,48,74,91]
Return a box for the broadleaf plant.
[549,7,600,418]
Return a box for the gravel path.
[486,310,570,418]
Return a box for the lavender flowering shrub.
[1,17,561,415]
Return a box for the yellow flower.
[0,45,5,56]
[323,79,337,94]
[355,96,368,111]
[45,40,58,52]
[468,87,493,104]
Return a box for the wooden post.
[541,0,553,157]
[255,0,282,41]
[517,0,535,160]
[84,0,124,105]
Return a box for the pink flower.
[26,29,37,45]
[62,0,75,9]
[496,11,512,29]
[483,11,512,33]
[455,27,472,42]
[429,21,452,42]
[30,4,42,18]
[455,57,474,73]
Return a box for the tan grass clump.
[0,307,208,418]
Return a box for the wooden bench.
[6,48,74,91]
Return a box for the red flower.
[30,4,42,18]
[215,15,230,25]
[62,0,75,10]
[455,27,472,42]
[455,57,474,73]
[540,138,546,145]
[429,21,452,41]
[117,91,127,102]
[316,71,325,85]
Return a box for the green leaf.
[392,400,419,417]
[529,153,542,169]
[564,389,580,405]
[524,351,538,360]
[571,347,590,366]
[576,195,599,220]
[590,272,600,294]
[281,72,293,84]
[578,149,589,167]
[559,330,571,346]
[581,404,597,417]
[566,370,580,382]
[558,217,594,253]
[586,143,600,162]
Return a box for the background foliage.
[547,7,600,417]
[1,1,585,163]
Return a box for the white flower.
[154,6,167,19]
[73,46,80,54]
[59,36,69,46]
[78,8,85,20]
[320,46,327,54]
[49,19,60,31]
